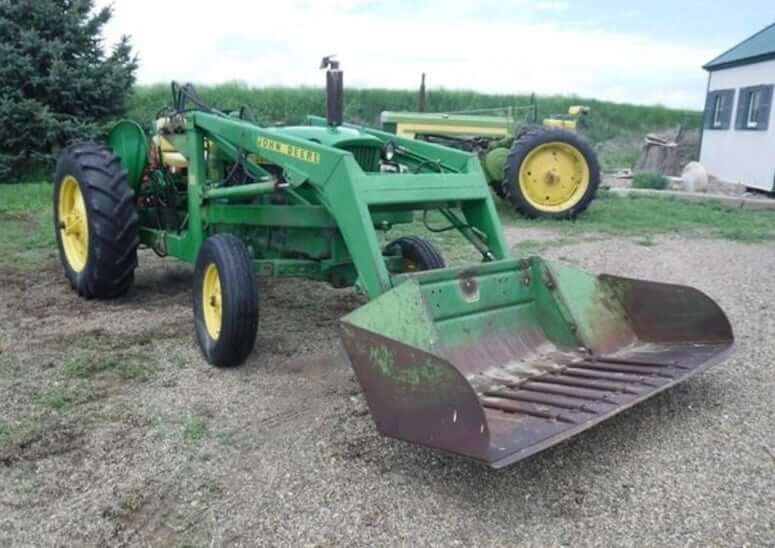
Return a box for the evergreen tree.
[0,0,137,180]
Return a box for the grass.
[63,352,153,382]
[0,182,51,211]
[39,388,81,413]
[0,182,55,272]
[60,333,156,382]
[499,192,775,242]
[632,172,669,190]
[182,416,208,443]
[30,333,157,417]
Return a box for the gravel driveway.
[1,232,773,546]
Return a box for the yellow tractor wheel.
[193,234,258,367]
[53,143,138,298]
[503,128,599,219]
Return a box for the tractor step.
[340,258,733,468]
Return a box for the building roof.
[704,22,775,71]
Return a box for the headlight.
[382,141,396,162]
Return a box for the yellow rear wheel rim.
[202,263,223,340]
[58,176,89,272]
[518,142,590,213]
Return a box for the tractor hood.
[273,125,383,149]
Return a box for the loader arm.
[188,112,511,298]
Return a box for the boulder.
[681,162,708,193]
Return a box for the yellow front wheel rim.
[58,175,89,272]
[518,142,590,213]
[202,263,223,340]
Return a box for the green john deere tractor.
[381,104,597,219]
[53,58,733,468]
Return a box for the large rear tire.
[193,234,258,367]
[503,128,599,220]
[53,142,139,299]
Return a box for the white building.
[700,23,775,192]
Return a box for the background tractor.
[52,58,733,468]
[381,102,597,219]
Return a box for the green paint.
[125,109,509,300]
[344,280,437,351]
[109,120,148,189]
[543,260,634,352]
[368,345,451,387]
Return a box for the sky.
[97,0,775,109]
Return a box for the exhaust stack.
[321,55,343,127]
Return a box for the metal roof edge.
[703,22,775,70]
[704,51,775,72]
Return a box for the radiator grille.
[345,146,380,172]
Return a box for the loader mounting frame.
[137,112,509,298]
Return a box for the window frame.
[705,89,735,131]
[713,95,725,128]
[746,89,762,129]
[736,84,773,132]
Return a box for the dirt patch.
[0,212,37,225]
[0,418,84,467]
[1,243,773,546]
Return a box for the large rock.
[681,162,708,193]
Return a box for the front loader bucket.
[340,258,733,468]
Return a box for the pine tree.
[0,0,138,180]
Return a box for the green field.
[4,183,773,275]
[2,85,702,182]
[128,83,701,146]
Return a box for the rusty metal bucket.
[340,258,733,468]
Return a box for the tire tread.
[54,142,139,299]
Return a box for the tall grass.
[128,83,701,142]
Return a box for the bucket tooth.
[340,258,733,468]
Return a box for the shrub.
[632,172,669,190]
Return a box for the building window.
[736,85,773,131]
[747,89,762,128]
[713,95,725,128]
[705,89,735,130]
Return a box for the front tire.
[503,128,599,220]
[386,236,445,272]
[193,234,258,367]
[53,142,139,299]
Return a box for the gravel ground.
[1,233,773,547]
